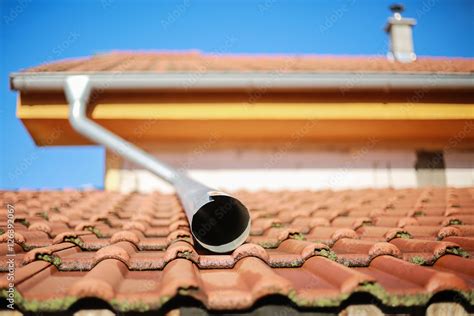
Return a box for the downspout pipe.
[65,75,250,253]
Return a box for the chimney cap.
[389,4,405,14]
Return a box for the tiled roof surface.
[22,51,474,74]
[1,188,474,313]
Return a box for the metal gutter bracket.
[64,75,251,253]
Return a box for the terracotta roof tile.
[20,51,474,74]
[0,187,473,313]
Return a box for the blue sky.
[1,0,473,190]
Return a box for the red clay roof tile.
[0,187,473,313]
[19,51,474,74]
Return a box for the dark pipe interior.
[191,195,250,246]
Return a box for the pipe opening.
[191,194,250,248]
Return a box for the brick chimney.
[385,4,416,63]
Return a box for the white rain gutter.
[10,72,474,91]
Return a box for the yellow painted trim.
[17,103,474,120]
